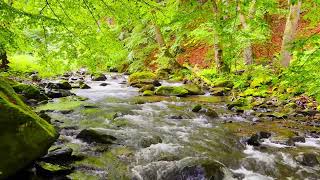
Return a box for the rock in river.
[76,128,117,144]
[0,78,58,179]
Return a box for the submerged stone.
[192,104,202,112]
[205,108,219,118]
[0,78,58,179]
[139,136,162,148]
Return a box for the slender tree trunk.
[239,0,256,65]
[280,0,301,67]
[0,51,9,69]
[211,0,224,73]
[154,24,165,48]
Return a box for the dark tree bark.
[0,51,9,69]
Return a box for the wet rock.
[91,73,107,81]
[132,157,230,180]
[109,67,118,72]
[100,83,109,86]
[46,89,74,98]
[266,112,287,119]
[79,82,91,89]
[0,78,58,179]
[246,131,271,146]
[210,87,230,96]
[296,153,319,167]
[30,73,41,82]
[169,115,183,119]
[13,83,48,101]
[139,84,155,92]
[128,72,156,86]
[182,84,204,95]
[76,128,117,144]
[35,162,73,177]
[139,136,162,148]
[41,147,73,163]
[152,80,162,87]
[63,72,72,78]
[155,86,189,97]
[259,131,271,139]
[247,134,261,146]
[205,108,218,118]
[192,104,202,112]
[213,80,234,88]
[59,110,74,114]
[286,136,305,146]
[57,81,72,90]
[142,90,154,96]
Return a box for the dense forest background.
[1,0,320,101]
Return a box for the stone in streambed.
[210,87,231,96]
[182,84,204,95]
[35,162,73,177]
[142,90,154,96]
[139,84,155,92]
[155,86,189,97]
[100,83,109,86]
[192,104,202,112]
[45,89,74,98]
[205,108,218,118]
[139,136,162,148]
[0,78,58,179]
[12,83,48,101]
[246,131,272,146]
[79,81,91,89]
[296,153,319,167]
[41,146,73,163]
[76,128,117,144]
[91,73,107,81]
[286,136,305,146]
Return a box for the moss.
[128,71,156,84]
[240,88,267,97]
[12,83,48,100]
[142,90,154,96]
[37,97,85,111]
[213,79,234,88]
[155,86,189,96]
[0,78,58,179]
[182,84,204,95]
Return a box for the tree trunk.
[0,51,9,69]
[211,0,224,73]
[154,24,165,48]
[280,0,301,67]
[239,0,256,65]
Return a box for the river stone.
[12,83,48,101]
[287,136,305,146]
[296,153,320,167]
[35,162,73,177]
[79,81,91,89]
[247,134,261,146]
[182,84,204,95]
[139,136,162,148]
[0,78,58,179]
[91,73,107,81]
[192,104,202,112]
[57,81,72,90]
[100,83,109,86]
[139,84,155,92]
[41,147,73,163]
[205,108,219,118]
[76,128,117,144]
[132,157,231,180]
[45,89,74,98]
[152,80,162,87]
[155,86,189,97]
[210,87,230,96]
[142,90,154,96]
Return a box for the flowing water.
[42,74,320,180]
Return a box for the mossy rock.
[139,84,155,92]
[12,83,48,101]
[182,84,204,95]
[210,87,231,96]
[240,88,267,98]
[0,78,58,179]
[192,104,202,112]
[128,72,156,87]
[227,97,250,110]
[250,76,273,88]
[142,90,154,96]
[155,86,189,97]
[213,80,234,88]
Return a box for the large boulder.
[91,73,107,81]
[12,83,48,101]
[128,72,156,87]
[0,78,58,179]
[182,84,204,95]
[155,86,189,97]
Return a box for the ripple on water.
[232,167,274,180]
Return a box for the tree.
[280,0,302,67]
